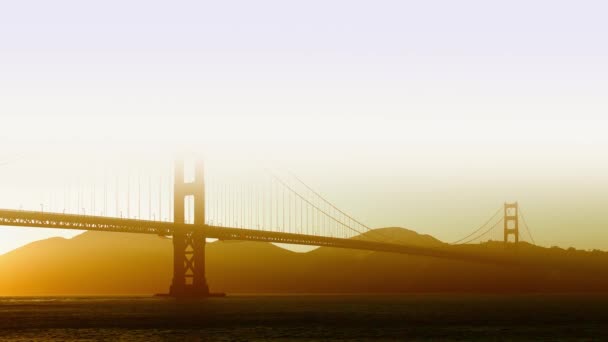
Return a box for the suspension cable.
[266,169,378,240]
[458,217,504,245]
[451,206,502,245]
[281,169,389,241]
[285,170,373,231]
[519,208,536,245]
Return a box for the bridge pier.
[168,159,215,298]
[169,229,209,297]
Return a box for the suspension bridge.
[0,158,535,297]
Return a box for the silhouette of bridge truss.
[0,208,480,260]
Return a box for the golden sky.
[1,1,608,253]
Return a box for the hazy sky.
[1,1,608,253]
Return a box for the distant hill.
[354,227,443,246]
[1,228,608,295]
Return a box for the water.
[1,294,607,341]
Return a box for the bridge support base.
[166,229,223,298]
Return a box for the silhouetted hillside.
[355,227,443,246]
[1,228,607,295]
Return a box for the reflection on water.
[1,294,607,341]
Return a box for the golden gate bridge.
[0,158,535,297]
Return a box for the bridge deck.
[0,209,517,266]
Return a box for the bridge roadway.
[0,209,518,266]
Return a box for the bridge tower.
[169,159,209,297]
[503,202,519,244]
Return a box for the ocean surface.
[1,294,607,341]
